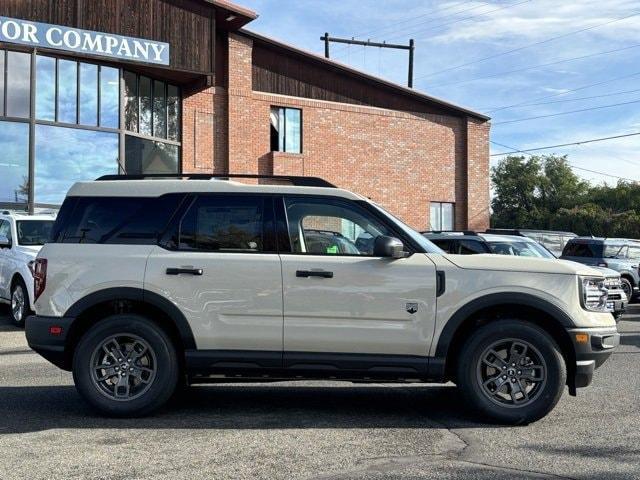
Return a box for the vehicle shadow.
[0,383,492,434]
[620,333,640,348]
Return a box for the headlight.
[580,276,611,312]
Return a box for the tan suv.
[25,175,619,423]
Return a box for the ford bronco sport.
[26,175,619,423]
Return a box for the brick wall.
[181,33,490,231]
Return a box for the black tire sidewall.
[72,314,179,417]
[10,280,29,327]
[457,320,566,425]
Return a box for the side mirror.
[373,235,408,259]
[0,235,10,248]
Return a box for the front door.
[278,196,438,371]
[144,194,283,360]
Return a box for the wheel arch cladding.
[63,287,196,368]
[435,293,576,386]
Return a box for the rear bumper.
[25,315,75,370]
[567,326,619,389]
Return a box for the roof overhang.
[204,0,258,30]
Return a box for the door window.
[171,196,268,253]
[284,197,393,256]
[0,220,11,246]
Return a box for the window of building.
[270,107,301,154]
[430,202,454,231]
[173,196,265,252]
[0,48,183,210]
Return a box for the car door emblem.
[406,303,418,314]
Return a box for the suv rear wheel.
[10,279,30,328]
[456,320,566,425]
[72,314,179,417]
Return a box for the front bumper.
[567,326,619,390]
[25,315,75,370]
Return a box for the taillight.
[33,258,47,302]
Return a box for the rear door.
[278,196,437,372]
[144,194,284,364]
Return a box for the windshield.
[369,203,443,253]
[486,239,555,258]
[16,220,54,246]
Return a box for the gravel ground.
[0,304,638,480]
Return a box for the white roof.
[66,179,363,200]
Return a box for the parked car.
[561,237,640,301]
[486,229,577,257]
[423,232,627,319]
[0,211,56,327]
[26,175,619,424]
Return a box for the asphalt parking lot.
[0,305,638,480]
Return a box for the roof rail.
[95,174,336,188]
[422,230,477,235]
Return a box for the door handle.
[166,267,203,276]
[296,270,333,278]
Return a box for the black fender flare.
[429,292,574,378]
[65,287,196,350]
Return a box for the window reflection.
[0,121,29,203]
[79,63,98,126]
[167,85,180,141]
[125,135,178,174]
[58,60,77,124]
[0,52,5,115]
[139,76,152,136]
[153,80,166,139]
[6,51,31,118]
[35,125,118,204]
[100,66,119,128]
[124,71,138,132]
[36,56,56,121]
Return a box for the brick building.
[0,0,490,230]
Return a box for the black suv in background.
[486,229,577,257]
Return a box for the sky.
[238,0,640,185]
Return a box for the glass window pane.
[57,59,77,124]
[35,55,56,121]
[79,63,98,126]
[99,66,119,128]
[6,51,31,118]
[0,51,6,115]
[442,203,454,231]
[152,80,166,139]
[35,125,118,205]
[167,85,180,141]
[124,135,179,174]
[0,121,29,203]
[124,71,138,132]
[430,203,441,231]
[285,108,301,153]
[139,76,152,136]
[177,196,264,252]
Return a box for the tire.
[72,314,179,417]
[456,319,566,425]
[10,279,30,328]
[620,278,633,303]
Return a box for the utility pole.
[320,33,415,88]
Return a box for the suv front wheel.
[72,314,179,417]
[10,279,30,328]
[457,320,566,425]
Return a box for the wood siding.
[252,42,458,117]
[1,0,215,74]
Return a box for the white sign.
[0,16,170,65]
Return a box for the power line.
[486,70,640,113]
[416,10,640,81]
[479,87,640,110]
[331,0,485,58]
[386,0,531,43]
[490,140,640,181]
[492,99,640,125]
[428,44,640,88]
[489,132,640,156]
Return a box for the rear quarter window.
[562,242,601,258]
[55,195,184,244]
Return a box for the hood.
[444,254,604,276]
[14,244,42,257]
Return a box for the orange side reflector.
[575,333,589,344]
